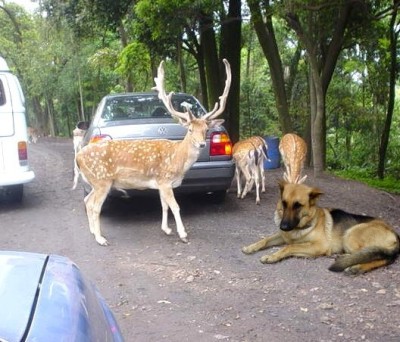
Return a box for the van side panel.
[0,70,34,189]
[0,75,15,136]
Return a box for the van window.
[0,80,5,106]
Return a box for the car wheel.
[6,184,23,203]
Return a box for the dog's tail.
[329,238,400,274]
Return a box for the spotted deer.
[279,133,307,184]
[76,59,231,245]
[233,136,268,204]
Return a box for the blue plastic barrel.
[264,136,281,169]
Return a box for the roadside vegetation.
[0,0,399,191]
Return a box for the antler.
[152,61,191,121]
[202,59,232,121]
[153,59,232,122]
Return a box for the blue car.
[0,251,124,342]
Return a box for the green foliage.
[115,41,151,91]
[1,0,399,185]
[332,169,400,194]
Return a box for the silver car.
[78,92,235,202]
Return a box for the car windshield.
[101,94,206,121]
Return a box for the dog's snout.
[280,213,300,231]
[280,219,294,231]
[199,142,206,149]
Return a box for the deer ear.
[207,119,224,128]
[179,118,190,127]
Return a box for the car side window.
[0,80,5,106]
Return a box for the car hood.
[0,251,46,342]
[0,251,123,342]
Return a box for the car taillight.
[18,141,28,166]
[89,134,112,144]
[210,132,232,156]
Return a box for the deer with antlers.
[233,136,268,204]
[75,59,231,245]
[279,133,307,184]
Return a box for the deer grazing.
[233,136,268,204]
[279,133,307,184]
[75,59,231,245]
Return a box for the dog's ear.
[308,187,323,204]
[278,180,287,195]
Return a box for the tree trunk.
[284,1,353,176]
[196,54,208,107]
[118,23,133,92]
[310,67,326,175]
[199,12,221,111]
[177,42,187,93]
[378,2,398,179]
[220,0,242,143]
[46,98,56,137]
[248,0,292,134]
[78,70,85,121]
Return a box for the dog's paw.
[260,254,279,264]
[343,265,365,276]
[242,246,255,254]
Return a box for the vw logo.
[158,126,167,135]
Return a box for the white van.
[0,56,35,202]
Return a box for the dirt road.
[1,138,400,341]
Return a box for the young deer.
[279,133,307,184]
[233,136,268,204]
[76,59,231,245]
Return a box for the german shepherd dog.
[242,181,400,275]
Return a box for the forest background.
[0,0,399,191]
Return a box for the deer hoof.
[180,236,188,243]
[162,226,173,235]
[95,236,109,246]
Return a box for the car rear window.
[101,94,206,121]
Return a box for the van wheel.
[7,185,23,203]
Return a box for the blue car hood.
[0,251,47,342]
[0,251,123,342]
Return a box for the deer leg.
[159,191,172,236]
[241,165,253,199]
[253,167,261,205]
[258,163,266,193]
[72,159,79,190]
[159,186,187,243]
[235,167,242,198]
[85,182,112,246]
[84,189,95,233]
